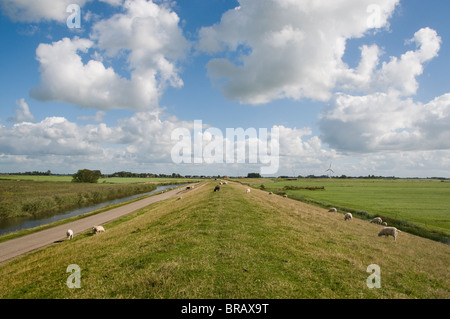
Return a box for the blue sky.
[0,0,449,177]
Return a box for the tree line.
[71,170,184,183]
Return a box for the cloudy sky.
[1,0,449,177]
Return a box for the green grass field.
[0,175,199,184]
[0,181,448,299]
[0,176,196,221]
[254,178,450,242]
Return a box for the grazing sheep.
[66,229,74,240]
[371,217,383,224]
[378,227,401,240]
[92,225,105,234]
[283,195,288,198]
[214,185,220,192]
[246,188,251,194]
[344,213,353,221]
[382,222,388,226]
[328,208,337,213]
[269,192,273,195]
[177,197,182,200]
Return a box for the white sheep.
[66,229,74,240]
[382,222,388,226]
[92,225,105,234]
[371,217,383,224]
[177,196,182,200]
[328,208,337,213]
[344,213,353,221]
[246,188,251,194]
[269,192,273,195]
[283,195,288,198]
[378,227,401,240]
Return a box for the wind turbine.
[325,163,334,178]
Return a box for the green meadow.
[0,174,200,184]
[0,181,448,299]
[0,175,197,221]
[255,178,450,242]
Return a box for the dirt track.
[0,183,201,264]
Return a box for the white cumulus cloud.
[198,0,399,104]
[8,98,35,123]
[30,0,190,111]
[319,92,450,153]
[30,37,141,110]
[340,28,442,96]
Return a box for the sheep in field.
[246,188,251,194]
[382,222,388,226]
[283,195,288,198]
[344,213,353,221]
[92,225,105,234]
[66,229,74,240]
[371,217,383,224]
[177,197,182,200]
[378,227,401,241]
[328,208,337,213]
[214,185,220,192]
[269,192,273,195]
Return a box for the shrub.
[72,169,101,183]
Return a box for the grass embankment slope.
[0,181,448,298]
[256,179,450,242]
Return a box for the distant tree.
[247,173,262,178]
[72,169,101,183]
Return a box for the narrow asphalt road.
[0,183,202,264]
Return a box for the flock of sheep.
[244,184,402,241]
[66,225,105,240]
[329,207,401,241]
[66,182,402,242]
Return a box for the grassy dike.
[0,181,448,298]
